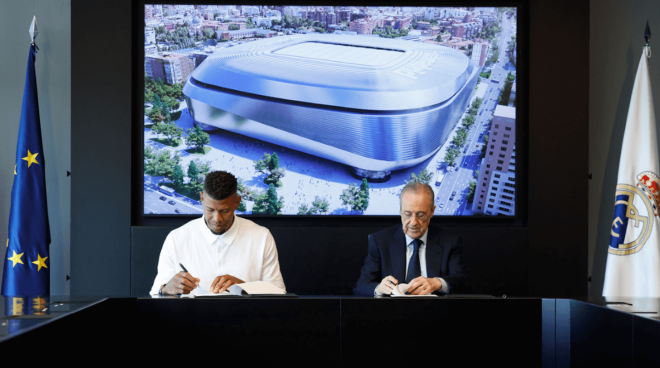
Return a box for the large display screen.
[142,4,519,216]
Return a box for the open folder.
[390,283,438,297]
[192,281,296,298]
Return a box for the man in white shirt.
[150,171,286,296]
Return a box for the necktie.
[406,239,422,282]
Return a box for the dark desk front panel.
[342,297,541,366]
[137,297,340,367]
[7,296,660,366]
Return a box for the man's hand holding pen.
[163,271,200,295]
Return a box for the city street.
[143,182,203,215]
[434,14,516,215]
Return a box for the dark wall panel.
[527,0,589,296]
[71,0,133,295]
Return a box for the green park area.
[185,146,212,155]
[150,137,182,147]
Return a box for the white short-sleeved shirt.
[150,215,286,295]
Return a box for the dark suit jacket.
[353,224,469,296]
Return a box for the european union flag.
[1,44,51,296]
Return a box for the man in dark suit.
[354,182,469,296]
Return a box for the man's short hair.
[399,182,435,210]
[203,171,237,200]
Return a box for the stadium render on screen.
[142,5,518,216]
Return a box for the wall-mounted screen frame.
[136,1,527,221]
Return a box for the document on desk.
[229,281,286,295]
[189,281,286,297]
[190,291,233,297]
[390,283,438,297]
[183,284,233,297]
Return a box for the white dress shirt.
[404,230,450,294]
[150,215,286,295]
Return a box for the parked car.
[159,196,166,201]
[168,200,175,205]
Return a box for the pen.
[180,263,202,293]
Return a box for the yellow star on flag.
[8,250,24,267]
[32,254,48,271]
[22,150,39,168]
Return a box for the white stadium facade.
[183,34,479,179]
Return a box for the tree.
[153,93,163,111]
[488,50,499,65]
[312,196,330,215]
[360,179,369,201]
[172,164,184,188]
[163,121,183,146]
[445,146,460,167]
[191,159,211,176]
[474,170,480,180]
[229,23,240,31]
[251,191,268,214]
[144,146,156,160]
[236,177,255,201]
[480,134,490,158]
[462,115,475,129]
[341,181,369,213]
[466,181,477,203]
[453,128,469,147]
[237,199,247,212]
[203,27,216,39]
[144,149,181,181]
[253,152,286,187]
[265,184,283,215]
[185,125,210,153]
[406,168,434,185]
[298,203,313,215]
[253,184,284,215]
[473,97,483,109]
[187,160,199,182]
[151,122,166,139]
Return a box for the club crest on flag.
[609,180,654,256]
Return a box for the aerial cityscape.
[143,4,517,216]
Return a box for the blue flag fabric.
[1,44,51,296]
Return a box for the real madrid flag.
[603,49,660,297]
[1,44,51,296]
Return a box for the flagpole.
[29,16,38,45]
[645,21,651,58]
